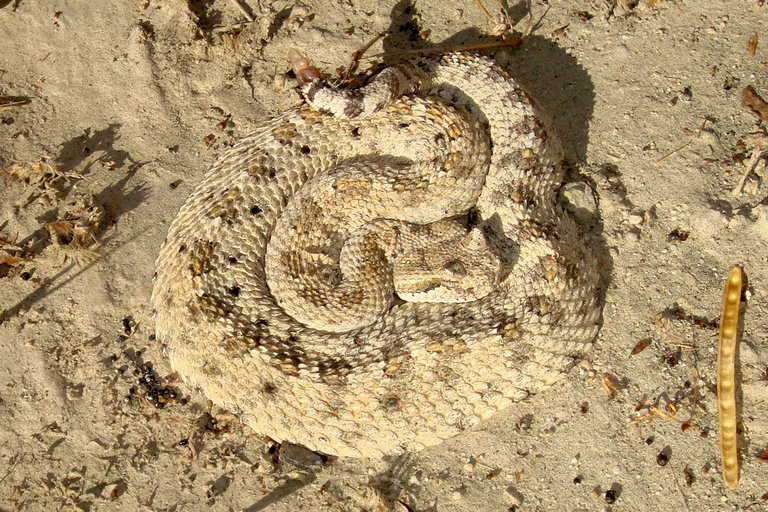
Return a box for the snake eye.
[444,259,467,277]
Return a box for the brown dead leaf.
[742,87,768,122]
[747,33,758,56]
[601,374,621,399]
[0,250,23,267]
[630,339,651,355]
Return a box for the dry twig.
[344,31,388,79]
[730,147,765,196]
[0,96,31,109]
[655,119,709,165]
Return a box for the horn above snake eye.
[461,227,486,250]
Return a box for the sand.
[1,0,767,510]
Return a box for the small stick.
[717,266,742,489]
[0,96,31,109]
[731,147,765,196]
[655,119,709,165]
[685,365,699,424]
[229,0,254,22]
[494,0,514,26]
[0,454,21,486]
[344,31,388,79]
[473,0,494,21]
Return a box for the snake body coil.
[152,53,602,458]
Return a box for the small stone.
[288,4,311,18]
[627,214,644,226]
[272,73,287,92]
[699,128,721,147]
[504,486,523,506]
[739,343,759,365]
[101,481,127,500]
[463,459,476,473]
[700,208,729,227]
[754,204,768,239]
[278,441,325,472]
[742,174,760,195]
[560,182,598,223]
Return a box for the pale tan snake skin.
[151,52,602,458]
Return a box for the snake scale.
[151,51,602,458]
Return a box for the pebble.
[753,204,768,239]
[504,486,523,506]
[288,4,311,19]
[578,360,596,380]
[560,182,598,223]
[627,214,644,226]
[742,174,760,195]
[100,482,126,500]
[451,486,466,501]
[278,441,325,472]
[739,343,759,365]
[700,208,729,228]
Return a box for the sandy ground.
[1,0,768,510]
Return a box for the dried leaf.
[630,339,651,355]
[601,374,621,398]
[747,33,758,56]
[573,10,593,21]
[0,250,23,267]
[742,87,768,122]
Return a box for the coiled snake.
[152,51,601,458]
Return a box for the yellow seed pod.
[717,266,742,489]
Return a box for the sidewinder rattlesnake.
[151,51,602,458]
